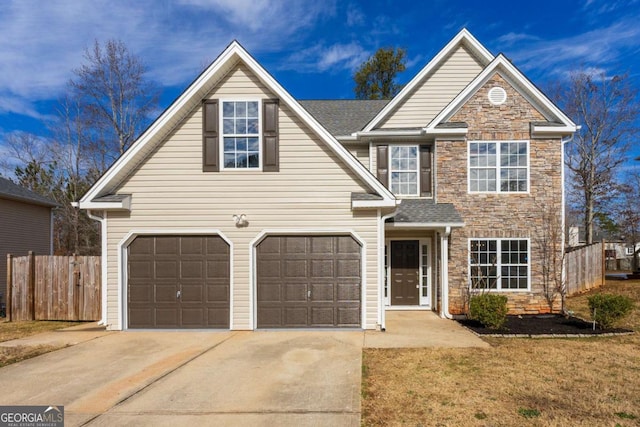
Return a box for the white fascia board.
[352,199,398,209]
[82,41,395,204]
[531,125,578,135]
[354,129,425,139]
[78,195,132,211]
[362,29,494,133]
[386,221,465,229]
[427,55,577,131]
[424,127,468,135]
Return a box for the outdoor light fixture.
[233,214,248,227]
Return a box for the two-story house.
[79,29,576,330]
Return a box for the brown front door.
[390,240,420,305]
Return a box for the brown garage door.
[256,235,361,328]
[128,235,230,328]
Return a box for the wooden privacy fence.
[6,252,101,321]
[565,241,605,296]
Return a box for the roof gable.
[427,54,577,132]
[80,41,395,208]
[362,29,494,132]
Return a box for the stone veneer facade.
[436,73,563,314]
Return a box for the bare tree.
[70,39,160,171]
[534,202,566,314]
[554,71,639,244]
[614,172,640,272]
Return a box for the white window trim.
[467,237,531,292]
[389,144,419,197]
[220,98,262,171]
[467,140,530,194]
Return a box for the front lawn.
[0,320,77,368]
[362,279,640,426]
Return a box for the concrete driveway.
[0,312,487,426]
[0,330,363,426]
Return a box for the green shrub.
[469,294,508,329]
[587,293,634,329]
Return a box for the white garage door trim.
[249,229,367,330]
[118,229,233,331]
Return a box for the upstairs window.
[222,101,260,169]
[390,146,418,195]
[469,141,528,193]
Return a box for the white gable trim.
[80,41,395,206]
[361,29,494,133]
[426,54,577,131]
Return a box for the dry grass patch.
[0,320,78,342]
[0,344,67,368]
[362,279,640,426]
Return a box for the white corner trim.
[116,229,234,331]
[362,28,494,133]
[427,55,577,131]
[248,229,367,330]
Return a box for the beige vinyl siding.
[345,144,370,170]
[105,63,380,330]
[379,44,484,129]
[0,198,52,300]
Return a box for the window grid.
[421,244,429,298]
[470,239,529,290]
[222,101,260,169]
[390,146,418,195]
[469,141,528,193]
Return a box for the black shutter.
[203,99,219,172]
[262,99,279,172]
[376,145,388,187]
[420,145,432,197]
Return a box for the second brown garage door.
[256,235,361,328]
[128,235,230,329]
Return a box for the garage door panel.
[337,308,360,326]
[284,260,307,277]
[257,235,361,328]
[128,235,230,329]
[284,283,307,302]
[129,260,153,279]
[311,260,334,277]
[155,237,179,255]
[310,283,334,302]
[155,261,178,279]
[284,237,306,254]
[337,283,360,302]
[284,307,309,326]
[181,261,204,279]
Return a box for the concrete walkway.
[364,311,490,348]
[0,313,486,426]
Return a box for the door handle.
[177,290,181,299]
[307,290,311,299]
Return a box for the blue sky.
[1,0,639,167]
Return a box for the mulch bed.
[457,314,634,336]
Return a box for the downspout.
[441,226,452,319]
[85,209,108,326]
[378,208,399,331]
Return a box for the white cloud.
[346,4,365,26]
[0,0,336,120]
[283,42,369,73]
[498,17,640,77]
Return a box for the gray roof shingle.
[351,192,383,201]
[0,177,58,207]
[300,100,389,136]
[387,199,463,225]
[92,194,131,203]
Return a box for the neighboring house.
[605,241,639,271]
[78,29,576,330]
[0,177,57,308]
